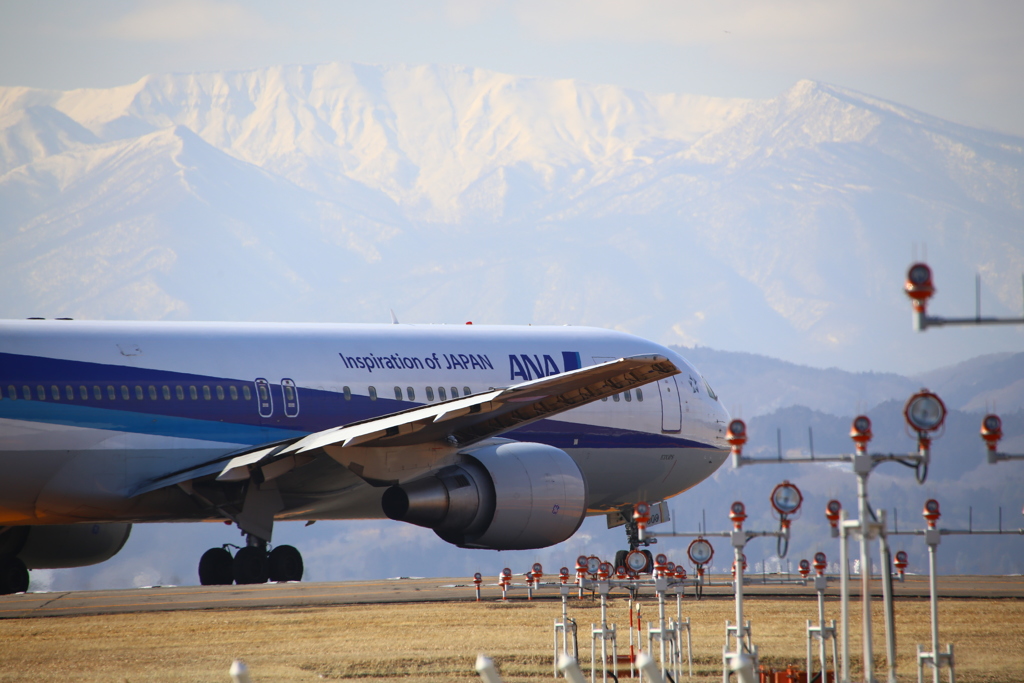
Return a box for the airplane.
[0,319,730,593]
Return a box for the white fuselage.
[0,320,729,527]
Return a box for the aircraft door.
[281,378,300,417]
[254,378,274,418]
[658,377,682,432]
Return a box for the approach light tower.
[905,263,1024,330]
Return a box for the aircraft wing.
[132,354,679,494]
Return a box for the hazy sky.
[2,0,1023,137]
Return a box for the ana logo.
[509,351,581,381]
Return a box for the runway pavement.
[1,573,1021,619]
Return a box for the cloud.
[444,0,504,28]
[101,0,278,42]
[512,0,1024,73]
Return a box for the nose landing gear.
[613,506,654,574]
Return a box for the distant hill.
[913,352,1024,414]
[676,345,919,417]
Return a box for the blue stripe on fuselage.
[0,399,305,445]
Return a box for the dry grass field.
[0,594,1021,683]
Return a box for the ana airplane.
[0,319,729,593]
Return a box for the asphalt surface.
[1,573,1021,619]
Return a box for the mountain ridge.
[1,62,1021,373]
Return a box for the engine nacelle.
[382,441,587,550]
[0,523,132,569]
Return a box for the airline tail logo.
[509,352,581,381]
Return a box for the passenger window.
[135,386,144,400]
[0,385,4,399]
[612,393,620,403]
[229,386,238,400]
[342,386,351,401]
[162,386,171,400]
[107,386,116,400]
[368,386,377,401]
[66,386,74,400]
[624,389,632,402]
[406,387,415,401]
[189,386,198,400]
[601,396,608,402]
[79,386,88,400]
[149,386,157,400]
[394,386,403,401]
[636,388,643,402]
[203,385,211,400]
[51,385,60,400]
[463,386,471,397]
[120,386,130,400]
[37,386,46,400]
[8,385,16,400]
[450,387,459,398]
[176,386,185,400]
[438,386,447,401]
[217,386,225,400]
[23,386,32,400]
[93,386,102,400]
[243,385,251,401]
[425,387,434,401]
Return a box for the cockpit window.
[703,377,718,401]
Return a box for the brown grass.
[0,595,1021,682]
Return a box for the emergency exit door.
[658,377,682,432]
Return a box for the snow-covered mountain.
[1,63,1022,372]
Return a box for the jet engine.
[0,523,132,569]
[381,441,587,550]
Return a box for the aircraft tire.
[641,550,654,574]
[0,556,29,594]
[198,547,234,586]
[268,545,303,582]
[233,546,269,585]
[614,550,628,571]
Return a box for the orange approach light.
[905,263,935,312]
[981,414,1003,451]
[770,481,803,516]
[687,538,714,566]
[904,391,946,433]
[850,415,872,451]
[729,501,747,529]
[726,419,747,452]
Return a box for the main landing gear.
[0,555,29,595]
[198,535,304,585]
